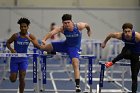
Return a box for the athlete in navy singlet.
[6,18,41,93]
[101,23,140,93]
[41,14,92,92]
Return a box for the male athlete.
[41,14,92,92]
[101,23,140,93]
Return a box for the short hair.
[17,17,30,26]
[122,23,133,30]
[62,14,72,21]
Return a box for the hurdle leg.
[40,57,44,91]
[84,61,88,91]
[2,58,7,80]
[98,63,105,93]
[33,52,39,93]
[42,55,47,91]
[81,55,96,93]
[121,67,125,92]
[40,54,53,92]
[38,58,42,80]
[98,43,102,59]
[61,54,73,81]
[66,62,73,81]
[88,57,93,93]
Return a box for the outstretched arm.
[101,32,122,48]
[42,27,62,45]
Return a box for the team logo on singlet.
[17,41,30,45]
[65,34,79,38]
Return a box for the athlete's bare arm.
[42,27,62,45]
[135,32,140,42]
[6,33,17,53]
[101,32,122,48]
[77,22,91,37]
[25,34,41,49]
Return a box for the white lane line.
[80,75,90,89]
[50,72,58,93]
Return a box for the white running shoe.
[75,86,81,92]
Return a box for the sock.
[75,79,80,87]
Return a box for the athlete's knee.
[9,75,17,82]
[45,44,53,51]
[10,78,16,82]
[72,62,79,70]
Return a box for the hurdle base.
[107,80,115,82]
[3,77,6,80]
[0,89,35,92]
[40,89,43,92]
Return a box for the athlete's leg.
[68,47,81,92]
[51,42,81,92]
[72,58,80,82]
[19,70,26,93]
[105,47,131,68]
[9,73,17,82]
[42,43,53,52]
[9,59,18,82]
[43,43,66,55]
[130,54,140,93]
[18,61,28,93]
[72,58,81,92]
[112,47,131,63]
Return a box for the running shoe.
[105,62,113,68]
[75,85,81,92]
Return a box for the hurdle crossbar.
[0,53,39,57]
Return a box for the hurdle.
[0,40,6,51]
[0,40,8,80]
[98,61,131,93]
[38,52,96,93]
[0,52,40,93]
[40,53,53,92]
[83,39,102,60]
[60,54,97,93]
[38,52,67,92]
[39,52,76,92]
[80,55,96,93]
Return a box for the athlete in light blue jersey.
[41,14,92,92]
[101,23,140,93]
[6,18,41,93]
